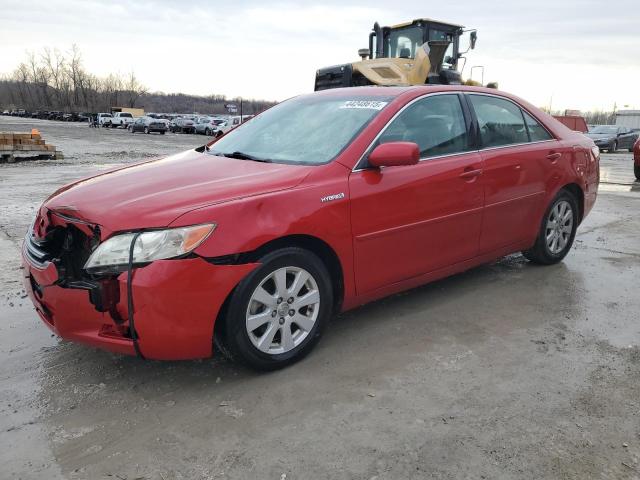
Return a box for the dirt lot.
[1,116,639,480]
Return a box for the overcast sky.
[1,0,638,111]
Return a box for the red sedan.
[22,86,599,370]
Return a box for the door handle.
[546,152,562,162]
[459,167,483,180]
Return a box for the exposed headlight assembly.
[84,223,216,272]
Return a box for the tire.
[160,130,165,135]
[220,247,333,370]
[205,128,211,136]
[522,190,579,265]
[131,127,135,134]
[144,127,149,134]
[635,164,640,181]
[609,141,618,153]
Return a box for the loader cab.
[314,17,476,91]
[366,19,474,83]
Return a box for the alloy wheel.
[246,266,320,355]
[545,200,573,254]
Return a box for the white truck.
[96,113,113,127]
[107,112,135,128]
[212,115,254,137]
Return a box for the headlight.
[84,223,216,272]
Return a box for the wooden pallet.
[0,131,63,163]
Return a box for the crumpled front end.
[21,208,257,360]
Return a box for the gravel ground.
[1,116,639,479]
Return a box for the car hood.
[44,149,313,232]
[585,133,614,139]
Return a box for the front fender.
[168,162,355,305]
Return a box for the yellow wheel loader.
[314,18,477,91]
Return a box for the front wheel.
[635,164,640,181]
[609,141,618,153]
[523,190,578,265]
[144,126,149,134]
[220,247,333,370]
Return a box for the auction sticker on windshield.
[340,100,388,110]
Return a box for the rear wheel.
[144,126,149,134]
[609,141,618,153]
[635,164,640,181]
[523,190,578,265]
[221,247,333,370]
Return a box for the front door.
[349,93,484,294]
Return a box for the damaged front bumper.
[21,212,258,360]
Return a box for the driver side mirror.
[368,142,420,168]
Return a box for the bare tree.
[0,45,278,114]
[124,71,148,108]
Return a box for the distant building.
[111,107,145,117]
[615,110,640,129]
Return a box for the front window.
[384,26,424,59]
[376,94,470,159]
[209,95,393,165]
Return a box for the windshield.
[383,26,424,59]
[590,125,617,134]
[208,95,392,165]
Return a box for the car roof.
[310,85,575,140]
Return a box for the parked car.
[77,112,91,123]
[585,125,638,152]
[21,86,599,370]
[130,116,167,134]
[1,110,9,115]
[170,117,195,133]
[195,117,227,135]
[634,138,640,180]
[96,112,113,127]
[109,112,135,129]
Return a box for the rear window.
[523,111,553,142]
[120,113,133,118]
[469,95,528,148]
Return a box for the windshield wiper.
[211,151,273,163]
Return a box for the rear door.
[467,94,562,253]
[618,127,634,149]
[349,93,484,294]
